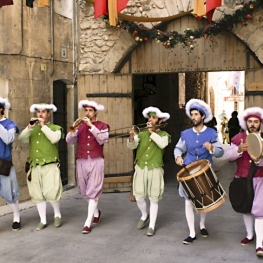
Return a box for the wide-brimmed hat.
[78,100,104,111]
[142,106,170,122]
[30,103,57,113]
[0,97,11,109]
[185,99,212,123]
[238,107,263,130]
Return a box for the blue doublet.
[0,118,20,203]
[181,127,217,165]
[0,118,19,161]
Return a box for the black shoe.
[12,221,21,231]
[200,228,208,237]
[183,236,196,244]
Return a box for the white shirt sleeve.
[41,125,61,144]
[0,125,16,144]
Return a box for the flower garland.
[103,0,263,53]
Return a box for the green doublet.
[28,124,62,166]
[135,130,171,170]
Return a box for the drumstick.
[183,164,190,174]
[210,140,217,144]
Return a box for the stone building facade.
[0,0,77,205]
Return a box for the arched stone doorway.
[78,15,263,187]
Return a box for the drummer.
[174,99,224,245]
[225,107,263,257]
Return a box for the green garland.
[103,0,263,53]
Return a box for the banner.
[192,0,205,18]
[94,0,129,19]
[206,0,222,22]
[0,0,13,8]
[233,71,241,91]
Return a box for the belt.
[36,162,58,166]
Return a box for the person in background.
[221,116,230,144]
[228,111,240,144]
[205,116,217,131]
[0,97,21,231]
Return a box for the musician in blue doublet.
[0,97,21,231]
[174,99,223,245]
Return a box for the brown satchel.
[0,158,13,176]
[129,176,136,202]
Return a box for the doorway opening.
[53,80,68,185]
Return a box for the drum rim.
[247,133,263,159]
[177,159,210,182]
[194,193,227,213]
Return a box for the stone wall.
[79,0,195,73]
[0,2,75,205]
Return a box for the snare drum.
[177,159,226,213]
[247,133,263,159]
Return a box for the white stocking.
[199,213,207,229]
[136,199,148,221]
[36,202,47,224]
[149,201,158,230]
[255,218,263,248]
[50,202,61,218]
[243,213,254,239]
[185,200,195,237]
[8,200,20,222]
[84,199,98,227]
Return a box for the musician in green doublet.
[127,106,171,236]
[19,103,63,231]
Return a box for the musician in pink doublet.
[66,100,109,234]
[226,107,263,257]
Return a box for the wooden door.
[78,74,134,189]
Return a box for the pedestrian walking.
[174,99,224,244]
[127,106,171,236]
[226,107,263,257]
[66,99,109,234]
[0,97,21,231]
[19,103,63,231]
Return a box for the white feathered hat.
[142,106,170,122]
[238,107,263,131]
[0,97,11,109]
[185,99,213,123]
[78,100,104,111]
[30,103,57,113]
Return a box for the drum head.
[177,159,209,181]
[247,133,262,159]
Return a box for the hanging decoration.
[94,0,129,26]
[0,0,13,8]
[102,0,263,53]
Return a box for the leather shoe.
[147,228,155,236]
[137,215,149,230]
[200,228,208,237]
[12,220,21,231]
[256,247,263,257]
[82,226,91,234]
[93,210,101,225]
[241,237,254,246]
[36,222,47,231]
[183,236,196,245]
[54,217,62,228]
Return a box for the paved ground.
[0,145,262,263]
